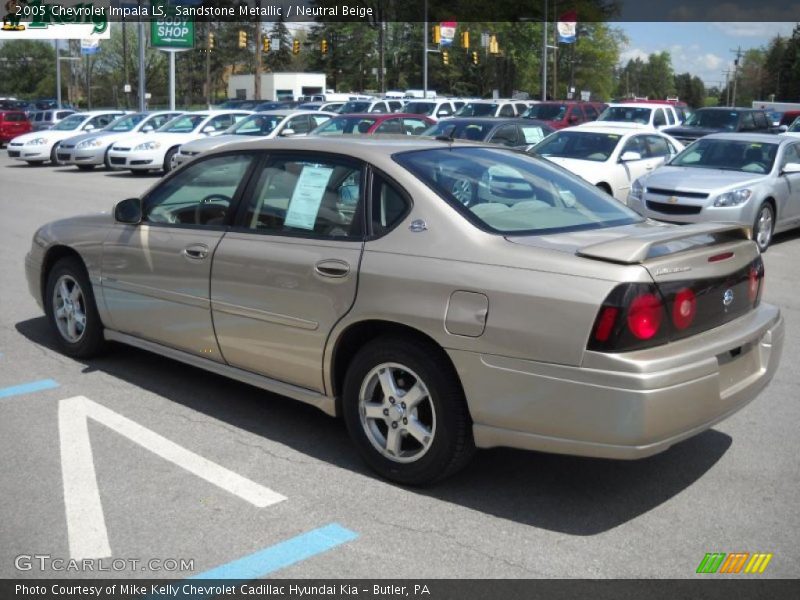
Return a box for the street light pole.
[138,1,146,111]
[55,39,62,108]
[542,0,548,101]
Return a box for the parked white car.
[7,111,126,165]
[454,99,530,118]
[596,102,682,131]
[173,110,335,167]
[337,99,404,114]
[529,123,683,202]
[107,110,250,173]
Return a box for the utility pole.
[542,0,548,100]
[723,69,731,106]
[729,46,743,107]
[55,39,61,108]
[206,23,211,108]
[423,0,428,98]
[552,0,557,100]
[254,2,262,101]
[122,17,129,109]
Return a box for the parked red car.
[521,101,607,130]
[310,113,436,136]
[0,110,32,147]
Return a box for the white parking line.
[59,396,287,559]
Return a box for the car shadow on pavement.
[16,316,732,536]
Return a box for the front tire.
[50,143,60,165]
[44,257,106,358]
[342,336,474,485]
[163,147,178,173]
[753,202,774,252]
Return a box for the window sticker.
[284,165,334,230]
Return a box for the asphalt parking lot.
[0,153,798,580]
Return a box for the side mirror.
[568,115,579,124]
[620,151,642,162]
[141,125,154,133]
[202,125,216,134]
[114,198,142,224]
[83,124,95,131]
[779,125,789,133]
[782,162,800,174]
[280,128,296,137]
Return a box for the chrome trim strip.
[211,300,319,331]
[103,279,208,309]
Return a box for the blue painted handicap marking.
[145,523,358,600]
[0,379,59,399]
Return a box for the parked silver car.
[25,138,783,484]
[58,111,182,170]
[30,109,76,131]
[628,133,800,251]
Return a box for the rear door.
[775,141,800,227]
[210,152,365,391]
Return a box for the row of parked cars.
[5,101,800,251]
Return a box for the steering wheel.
[194,193,231,225]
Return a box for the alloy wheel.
[52,274,87,343]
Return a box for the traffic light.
[461,31,469,49]
[432,25,441,44]
[321,39,328,54]
[489,34,499,54]
[442,50,449,65]
[293,39,300,55]
[262,35,270,52]
[237,30,247,49]
[208,32,215,50]
[472,51,479,65]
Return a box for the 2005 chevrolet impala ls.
[25,137,784,484]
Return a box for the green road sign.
[150,2,194,50]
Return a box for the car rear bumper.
[450,303,783,459]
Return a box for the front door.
[101,153,255,360]
[210,152,365,391]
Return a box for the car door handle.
[314,259,350,278]
[182,244,209,260]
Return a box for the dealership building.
[227,72,326,101]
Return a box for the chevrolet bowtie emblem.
[667,196,679,204]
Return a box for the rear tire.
[50,143,60,165]
[753,202,774,252]
[44,257,106,359]
[342,336,475,485]
[103,147,113,170]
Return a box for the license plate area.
[717,341,761,397]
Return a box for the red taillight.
[627,293,663,340]
[671,287,696,330]
[748,266,760,304]
[594,307,619,342]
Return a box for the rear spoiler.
[576,222,751,264]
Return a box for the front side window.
[524,104,567,120]
[240,157,363,239]
[313,116,377,135]
[669,139,778,174]
[338,101,372,113]
[621,135,648,159]
[88,114,118,129]
[684,110,739,130]
[395,147,640,234]
[374,118,404,134]
[52,115,86,130]
[143,154,253,225]
[644,135,671,157]
[403,118,431,135]
[653,109,666,127]
[109,114,147,132]
[231,114,284,136]
[286,115,312,134]
[160,115,205,133]
[144,113,178,130]
[488,124,519,146]
[456,103,499,117]
[532,130,621,162]
[499,104,515,117]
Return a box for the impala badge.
[723,288,734,307]
[667,196,679,204]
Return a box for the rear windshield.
[338,101,372,113]
[684,110,739,130]
[533,130,621,162]
[669,138,778,174]
[598,106,652,125]
[524,104,567,120]
[2,112,25,122]
[394,147,640,235]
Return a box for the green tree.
[0,40,56,98]
[265,17,293,72]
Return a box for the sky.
[617,22,797,88]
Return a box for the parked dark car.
[0,110,32,146]
[422,117,555,149]
[521,101,606,130]
[310,113,435,136]
[663,108,778,145]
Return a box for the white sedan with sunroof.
[107,111,251,173]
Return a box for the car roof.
[573,122,652,132]
[704,132,786,144]
[608,103,663,109]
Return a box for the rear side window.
[499,104,515,117]
[653,109,667,127]
[371,172,409,236]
